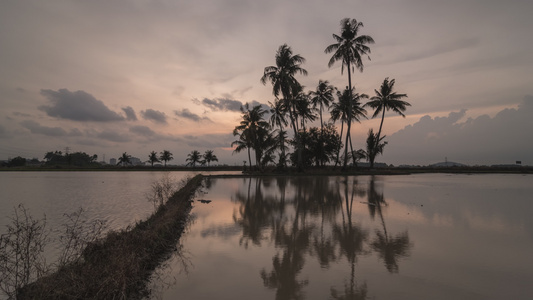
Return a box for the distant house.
[110,158,117,165]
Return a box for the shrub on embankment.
[17,174,204,299]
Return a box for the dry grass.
[18,174,204,299]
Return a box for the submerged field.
[2,171,532,299]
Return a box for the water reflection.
[153,174,533,300]
[366,177,412,273]
[229,176,412,299]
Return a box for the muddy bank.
[18,175,204,299]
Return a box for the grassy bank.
[18,174,204,299]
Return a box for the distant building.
[130,157,142,166]
[110,158,117,165]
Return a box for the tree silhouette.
[232,104,271,171]
[186,150,201,167]
[117,152,131,166]
[203,150,218,167]
[231,133,253,172]
[325,18,374,169]
[261,44,308,171]
[309,80,335,133]
[148,151,160,167]
[364,129,387,169]
[159,150,173,167]
[269,99,289,168]
[365,78,409,168]
[330,87,368,167]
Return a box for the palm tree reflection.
[330,176,368,300]
[367,176,412,273]
[232,177,275,248]
[228,175,413,299]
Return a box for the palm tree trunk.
[370,109,386,169]
[278,121,286,168]
[343,62,353,169]
[349,133,356,166]
[288,105,303,171]
[334,120,344,169]
[376,108,386,142]
[247,147,252,172]
[319,104,325,167]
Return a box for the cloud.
[39,89,125,122]
[141,109,167,124]
[122,106,137,121]
[12,112,32,118]
[20,120,81,137]
[174,108,210,122]
[198,98,243,112]
[194,97,270,115]
[129,125,155,137]
[384,96,533,165]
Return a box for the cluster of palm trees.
[233,17,410,171]
[185,149,219,167]
[116,149,218,167]
[147,150,174,167]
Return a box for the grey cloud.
[200,98,243,112]
[122,106,137,121]
[13,112,32,118]
[248,100,270,112]
[385,96,533,165]
[196,97,269,114]
[174,108,210,122]
[129,125,155,137]
[20,120,81,137]
[39,89,125,122]
[141,109,167,124]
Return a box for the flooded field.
[152,174,533,300]
[1,172,532,299]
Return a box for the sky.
[1,0,532,166]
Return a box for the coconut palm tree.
[365,77,409,167]
[231,133,253,171]
[325,18,374,168]
[294,86,316,132]
[203,150,218,167]
[159,150,173,167]
[330,87,368,167]
[117,152,131,166]
[269,99,289,168]
[261,44,308,170]
[364,129,387,168]
[233,103,270,170]
[148,151,160,167]
[309,80,335,132]
[186,150,202,167]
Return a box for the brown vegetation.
[17,174,204,299]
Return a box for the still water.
[153,174,533,300]
[0,171,237,259]
[1,172,532,299]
